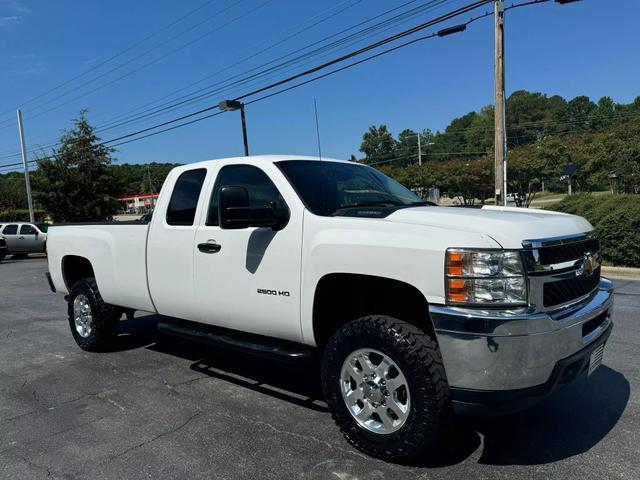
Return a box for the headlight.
[445,249,527,306]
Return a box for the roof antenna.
[314,98,322,160]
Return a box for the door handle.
[18,236,24,240]
[197,240,221,254]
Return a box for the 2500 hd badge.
[257,288,290,297]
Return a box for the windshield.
[277,160,423,216]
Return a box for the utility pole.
[417,132,422,166]
[494,0,507,206]
[16,109,35,223]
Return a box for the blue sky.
[0,0,638,169]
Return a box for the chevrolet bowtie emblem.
[581,252,599,277]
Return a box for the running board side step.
[157,321,316,361]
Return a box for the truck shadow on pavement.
[118,314,630,468]
[465,365,630,466]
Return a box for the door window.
[20,225,37,235]
[206,165,288,226]
[3,225,18,235]
[166,168,207,226]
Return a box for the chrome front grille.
[543,266,601,307]
[522,233,601,311]
[537,237,599,265]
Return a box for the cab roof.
[172,154,354,173]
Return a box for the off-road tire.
[321,315,450,462]
[68,278,120,351]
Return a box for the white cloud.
[0,15,20,26]
[12,52,34,59]
[1,1,30,14]
[83,55,103,65]
[11,62,46,76]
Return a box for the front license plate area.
[588,344,605,376]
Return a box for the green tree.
[437,157,493,205]
[0,172,28,210]
[395,129,434,166]
[359,125,396,163]
[33,111,122,222]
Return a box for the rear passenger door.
[147,168,209,320]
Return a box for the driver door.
[193,163,303,343]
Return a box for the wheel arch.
[61,255,95,291]
[312,273,435,348]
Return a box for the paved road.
[0,258,638,479]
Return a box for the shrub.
[547,194,640,267]
[0,209,47,222]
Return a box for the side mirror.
[219,186,251,229]
[219,186,281,230]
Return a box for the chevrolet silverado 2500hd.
[46,155,613,461]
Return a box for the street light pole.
[16,109,35,223]
[494,0,507,206]
[219,100,249,156]
[417,132,422,166]
[239,105,249,157]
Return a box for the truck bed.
[47,223,156,313]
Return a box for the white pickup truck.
[46,155,613,461]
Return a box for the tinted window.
[20,225,37,235]
[3,224,18,235]
[277,160,422,216]
[207,165,287,226]
[166,169,207,226]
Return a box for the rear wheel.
[321,315,450,462]
[68,278,120,351]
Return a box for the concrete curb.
[602,266,640,280]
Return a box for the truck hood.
[385,205,593,249]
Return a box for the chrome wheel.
[340,348,410,435]
[73,294,93,338]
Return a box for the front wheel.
[68,278,120,351]
[321,316,450,462]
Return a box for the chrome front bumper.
[430,278,614,393]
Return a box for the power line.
[0,0,483,171]
[0,0,368,156]
[234,0,492,102]
[0,0,272,128]
[90,0,371,131]
[88,0,453,135]
[0,0,219,119]
[0,0,589,174]
[0,0,424,149]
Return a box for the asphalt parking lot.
[0,257,638,479]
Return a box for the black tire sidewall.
[321,316,449,461]
[68,279,118,351]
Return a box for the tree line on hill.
[359,90,640,205]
